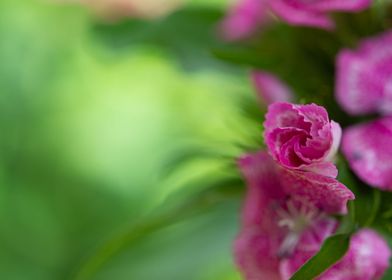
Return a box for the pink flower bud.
[264,102,342,177]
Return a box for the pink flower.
[220,0,371,39]
[342,117,392,191]
[251,71,294,105]
[219,0,268,41]
[336,31,392,116]
[264,102,342,178]
[280,229,391,280]
[269,0,371,30]
[235,151,357,279]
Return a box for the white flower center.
[276,199,323,258]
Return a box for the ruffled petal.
[281,169,354,214]
[301,162,338,178]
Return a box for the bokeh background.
[0,0,262,279]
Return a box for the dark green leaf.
[289,233,351,280]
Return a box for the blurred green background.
[0,0,261,279]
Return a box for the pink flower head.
[281,229,391,280]
[264,102,342,178]
[219,0,269,41]
[269,0,371,30]
[336,31,392,116]
[251,71,294,105]
[342,117,392,190]
[235,151,355,279]
[220,0,371,39]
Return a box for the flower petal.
[325,120,342,162]
[269,0,334,29]
[234,227,282,280]
[238,152,286,227]
[320,229,391,280]
[236,152,285,279]
[301,162,338,178]
[219,0,268,41]
[279,218,339,279]
[342,117,392,190]
[336,31,392,116]
[281,169,354,214]
[312,0,372,12]
[251,71,294,105]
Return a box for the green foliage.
[0,1,250,279]
[91,7,229,72]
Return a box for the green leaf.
[289,233,351,280]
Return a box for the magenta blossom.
[269,0,371,30]
[336,31,392,116]
[264,102,342,178]
[235,151,356,279]
[342,117,392,191]
[220,0,371,40]
[219,0,268,41]
[251,71,294,105]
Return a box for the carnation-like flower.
[220,0,371,40]
[342,117,392,191]
[235,152,388,280]
[264,102,342,177]
[336,31,392,116]
[251,71,294,105]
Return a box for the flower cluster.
[229,3,392,279]
[235,102,390,279]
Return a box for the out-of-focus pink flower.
[269,0,371,30]
[251,71,294,105]
[264,102,342,177]
[342,117,392,191]
[220,0,371,39]
[336,31,392,116]
[280,229,391,280]
[235,151,355,279]
[219,0,269,41]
